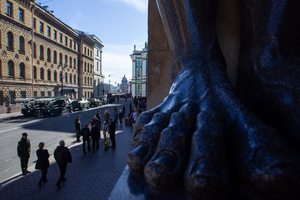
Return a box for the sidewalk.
[0,123,134,200]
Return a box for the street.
[0,99,133,183]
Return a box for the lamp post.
[58,64,67,96]
[108,79,111,94]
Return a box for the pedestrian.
[74,115,81,142]
[119,109,123,125]
[103,121,108,140]
[54,140,72,189]
[108,118,116,149]
[114,109,119,126]
[123,105,125,117]
[96,110,102,126]
[35,142,50,187]
[17,132,31,175]
[132,109,138,125]
[92,115,99,127]
[91,123,100,152]
[104,109,110,123]
[81,124,91,154]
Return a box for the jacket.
[17,138,31,157]
[75,119,81,131]
[35,149,50,169]
[81,127,91,141]
[91,126,100,139]
[54,146,72,165]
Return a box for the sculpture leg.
[127,0,299,199]
[237,0,300,147]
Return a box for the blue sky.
[41,0,148,84]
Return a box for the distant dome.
[121,75,128,85]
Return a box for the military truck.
[72,98,90,111]
[89,98,102,107]
[48,97,73,116]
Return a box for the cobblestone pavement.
[0,124,134,200]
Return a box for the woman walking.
[35,142,50,188]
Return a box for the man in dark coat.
[81,124,91,154]
[108,118,116,149]
[91,123,100,152]
[96,110,102,126]
[36,142,50,187]
[54,140,72,189]
[17,132,31,175]
[74,115,81,142]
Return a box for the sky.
[40,0,148,85]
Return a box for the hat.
[77,115,81,118]
[22,132,28,136]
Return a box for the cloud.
[118,0,148,13]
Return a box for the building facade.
[89,34,104,98]
[0,0,98,106]
[130,42,148,97]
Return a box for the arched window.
[7,32,13,49]
[19,63,25,78]
[19,36,24,52]
[84,62,86,71]
[84,77,86,84]
[53,51,57,64]
[65,72,68,83]
[137,68,141,79]
[39,45,44,60]
[69,74,72,83]
[74,74,76,84]
[64,55,67,65]
[47,48,51,62]
[8,60,14,76]
[73,58,76,69]
[40,68,44,80]
[87,77,89,85]
[54,70,57,82]
[33,42,37,58]
[60,72,63,82]
[33,66,37,79]
[59,53,62,65]
[69,57,72,67]
[87,63,89,72]
[47,69,51,81]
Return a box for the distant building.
[120,75,128,93]
[130,42,148,97]
[88,34,104,98]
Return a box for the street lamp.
[108,79,111,94]
[58,64,67,96]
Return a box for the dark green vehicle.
[49,97,73,116]
[89,98,102,107]
[72,98,90,111]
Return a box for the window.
[73,58,76,69]
[40,68,44,80]
[7,32,13,49]
[8,60,14,76]
[48,91,51,97]
[40,22,44,33]
[137,68,141,79]
[87,49,89,56]
[19,63,25,78]
[97,62,99,71]
[33,66,37,79]
[53,30,57,39]
[59,33,62,43]
[41,91,45,97]
[137,59,142,66]
[69,39,72,48]
[87,63,89,72]
[21,91,26,98]
[34,91,37,97]
[19,36,24,52]
[84,77,86,84]
[84,47,86,55]
[9,91,15,104]
[74,74,76,84]
[60,72,63,82]
[47,48,51,62]
[47,69,51,81]
[39,45,44,60]
[64,55,67,65]
[54,70,57,82]
[33,42,36,58]
[19,8,24,21]
[33,18,36,29]
[7,2,12,16]
[59,53,62,65]
[69,57,72,67]
[53,50,57,64]
[90,78,92,85]
[47,26,50,37]
[65,72,67,83]
[70,74,72,83]
[74,42,76,50]
[65,36,67,46]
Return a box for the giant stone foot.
[127,60,299,199]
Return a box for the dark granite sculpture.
[127,0,300,199]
